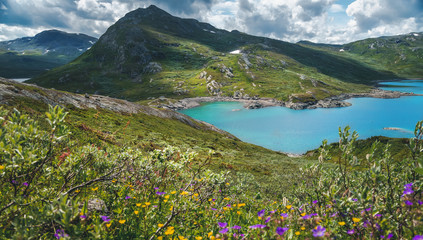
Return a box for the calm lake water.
[179,80,423,154]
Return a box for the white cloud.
[329,4,344,13]
[0,24,46,41]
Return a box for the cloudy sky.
[0,0,422,43]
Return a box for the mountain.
[299,32,423,78]
[30,5,406,102]
[0,30,97,78]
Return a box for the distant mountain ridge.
[28,5,420,103]
[0,30,97,78]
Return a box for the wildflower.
[419,200,423,205]
[352,198,358,202]
[295,231,300,235]
[119,220,126,224]
[224,197,230,200]
[352,217,360,223]
[195,237,203,240]
[165,227,175,235]
[387,234,393,239]
[171,191,177,194]
[101,215,111,222]
[0,165,4,170]
[145,202,151,206]
[178,236,187,240]
[157,237,163,240]
[125,196,131,200]
[347,229,354,235]
[312,226,326,237]
[249,224,267,229]
[404,200,413,206]
[134,210,139,215]
[338,221,346,226]
[22,182,29,186]
[181,191,189,196]
[211,208,217,211]
[313,200,318,204]
[276,227,288,236]
[301,227,305,230]
[281,213,288,218]
[286,205,292,209]
[257,209,265,217]
[265,216,271,223]
[219,228,228,234]
[80,215,87,219]
[54,229,69,239]
[413,235,423,240]
[232,225,241,230]
[218,222,227,228]
[136,203,142,207]
[106,223,112,228]
[237,203,245,207]
[157,191,166,195]
[302,214,311,219]
[208,231,213,237]
[91,187,98,191]
[236,211,241,215]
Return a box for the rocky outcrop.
[0,78,236,139]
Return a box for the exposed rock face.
[0,78,235,138]
[143,62,162,74]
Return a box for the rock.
[245,101,262,109]
[143,62,162,74]
[87,198,108,212]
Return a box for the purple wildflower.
[374,214,382,218]
[270,210,276,214]
[419,200,423,205]
[313,200,318,204]
[302,214,311,219]
[218,222,227,228]
[211,208,217,211]
[405,200,413,206]
[352,198,358,202]
[404,182,413,188]
[226,204,231,207]
[365,207,372,212]
[249,224,267,229]
[154,187,159,190]
[125,196,131,200]
[387,233,393,239]
[22,182,29,186]
[80,215,87,219]
[232,225,242,230]
[347,229,354,235]
[219,228,228,234]
[311,213,318,216]
[363,220,370,228]
[257,209,265,217]
[156,191,166,195]
[54,229,69,239]
[280,213,288,218]
[276,227,289,236]
[265,216,271,223]
[11,180,17,185]
[312,226,326,237]
[101,215,111,222]
[413,235,423,240]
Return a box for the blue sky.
[0,0,422,43]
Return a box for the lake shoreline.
[151,88,422,111]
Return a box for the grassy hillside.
[29,6,404,103]
[299,32,423,79]
[1,79,422,239]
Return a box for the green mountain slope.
[299,32,423,78]
[30,5,401,102]
[0,30,97,78]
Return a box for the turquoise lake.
[179,80,423,154]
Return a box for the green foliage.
[1,105,422,239]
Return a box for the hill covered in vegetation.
[0,78,422,239]
[29,5,410,104]
[0,30,97,78]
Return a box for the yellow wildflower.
[106,223,112,228]
[224,197,230,200]
[136,203,142,207]
[157,237,163,240]
[165,227,175,235]
[158,224,164,228]
[119,220,126,224]
[0,165,4,170]
[237,203,245,207]
[75,189,80,193]
[170,206,173,211]
[91,187,98,191]
[164,200,168,203]
[165,195,170,199]
[178,236,187,240]
[134,211,139,215]
[208,231,213,237]
[171,191,177,194]
[301,212,306,217]
[145,202,151,206]
[195,237,203,240]
[295,231,300,235]
[338,221,346,226]
[180,191,189,196]
[286,205,292,209]
[226,182,230,186]
[301,227,305,230]
[237,211,241,215]
[352,217,360,223]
